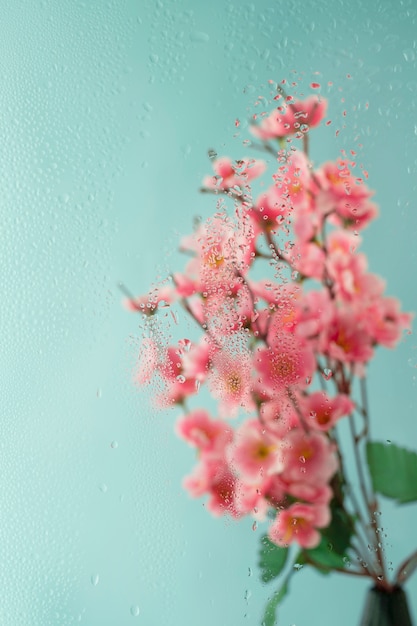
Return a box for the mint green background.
[1,1,417,624]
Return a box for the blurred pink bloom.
[363,297,414,348]
[323,308,374,365]
[254,336,316,395]
[123,283,177,314]
[280,429,338,486]
[251,96,327,141]
[209,345,255,417]
[228,419,283,483]
[315,159,378,229]
[179,212,256,294]
[176,409,232,453]
[202,156,266,190]
[286,482,333,506]
[268,501,331,548]
[300,391,355,431]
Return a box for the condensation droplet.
[111,440,119,449]
[322,368,333,380]
[190,31,210,43]
[91,573,100,586]
[130,605,140,617]
[99,483,108,493]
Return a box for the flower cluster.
[128,91,412,553]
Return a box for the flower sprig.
[126,86,416,624]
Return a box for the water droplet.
[299,455,306,463]
[252,521,258,531]
[96,388,102,398]
[190,31,210,43]
[322,368,333,380]
[403,48,415,62]
[293,563,303,571]
[176,374,186,383]
[111,440,119,449]
[91,573,99,586]
[99,483,108,493]
[130,605,140,617]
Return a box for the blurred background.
[1,1,416,624]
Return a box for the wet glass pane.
[2,1,416,624]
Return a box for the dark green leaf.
[366,441,417,504]
[262,575,291,626]
[321,501,353,556]
[304,536,349,571]
[258,535,288,583]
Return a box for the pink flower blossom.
[179,212,256,294]
[315,159,378,229]
[280,429,338,486]
[254,336,316,395]
[209,343,255,417]
[323,308,374,365]
[202,156,266,190]
[228,419,283,483]
[362,297,414,348]
[123,283,177,314]
[301,391,354,431]
[268,502,331,548]
[251,96,327,141]
[176,409,232,453]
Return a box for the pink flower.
[249,185,292,234]
[259,398,299,437]
[181,337,214,383]
[183,456,241,518]
[280,429,338,486]
[202,156,266,190]
[176,409,232,453]
[179,212,256,294]
[254,336,316,395]
[123,283,177,314]
[268,502,331,548]
[228,419,283,483]
[301,391,354,431]
[362,297,414,348]
[208,343,255,417]
[315,159,378,229]
[251,96,327,141]
[286,482,333,506]
[323,308,374,365]
[234,477,274,520]
[272,150,312,210]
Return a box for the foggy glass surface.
[2,1,416,624]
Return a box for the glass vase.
[359,586,413,626]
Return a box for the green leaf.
[321,501,353,556]
[304,536,349,571]
[366,441,417,504]
[262,575,291,626]
[258,535,289,583]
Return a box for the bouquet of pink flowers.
[125,82,417,625]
